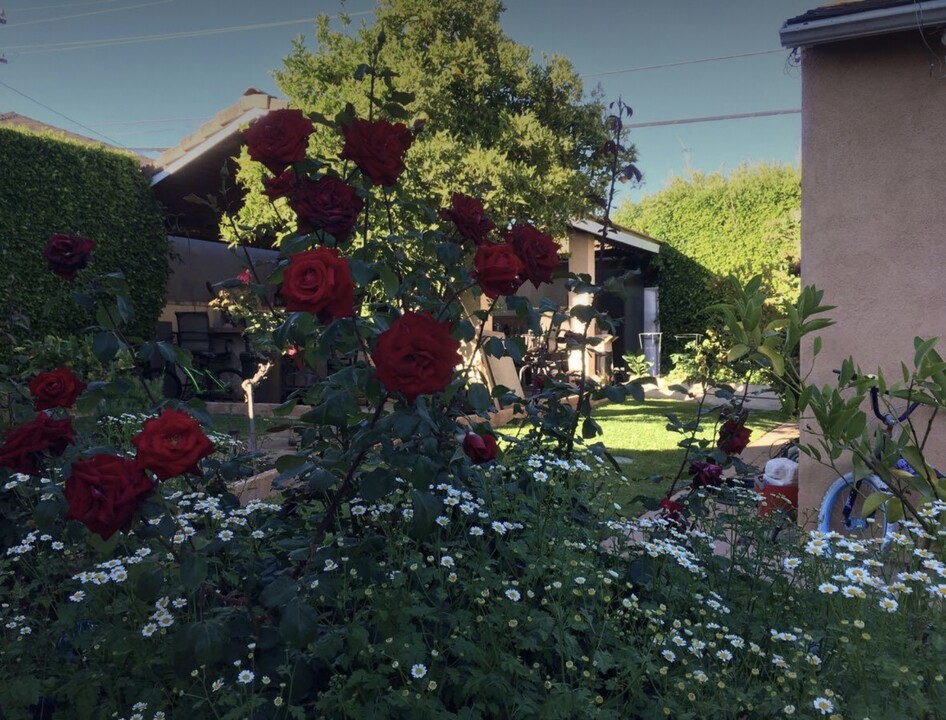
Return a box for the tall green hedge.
[615,164,800,362]
[0,127,168,343]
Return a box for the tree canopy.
[614,164,800,361]
[224,0,628,243]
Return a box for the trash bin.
[638,332,662,376]
[756,458,799,517]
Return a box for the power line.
[87,115,210,127]
[5,0,121,12]
[628,108,800,129]
[0,78,127,148]
[4,0,173,29]
[4,12,375,56]
[583,49,785,78]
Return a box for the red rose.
[65,454,153,540]
[290,176,364,242]
[244,109,315,176]
[263,170,298,200]
[28,367,86,411]
[0,414,75,475]
[280,248,355,323]
[473,243,525,299]
[43,234,95,281]
[439,193,495,245]
[132,409,214,481]
[504,223,560,288]
[718,419,752,455]
[237,269,252,285]
[463,432,498,464]
[373,312,462,403]
[339,118,414,186]
[689,460,723,488]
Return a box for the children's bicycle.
[816,382,935,540]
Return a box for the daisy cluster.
[96,412,244,455]
[2,471,57,502]
[145,492,277,545]
[72,547,154,588]
[604,517,707,576]
[0,605,32,637]
[793,529,946,610]
[114,700,165,720]
[139,595,188,638]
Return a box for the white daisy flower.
[505,589,521,602]
[237,670,254,684]
[410,663,427,679]
[812,697,834,715]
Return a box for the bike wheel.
[210,369,245,402]
[817,472,889,541]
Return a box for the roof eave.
[150,107,269,186]
[780,0,946,48]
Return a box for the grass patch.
[591,398,792,512]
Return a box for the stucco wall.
[798,30,946,519]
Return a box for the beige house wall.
[798,30,946,518]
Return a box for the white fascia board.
[569,219,660,254]
[780,0,946,48]
[150,107,270,186]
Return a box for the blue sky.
[0,0,815,203]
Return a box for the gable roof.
[568,219,660,254]
[781,0,946,47]
[149,87,286,184]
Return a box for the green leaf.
[261,576,298,608]
[360,468,398,502]
[467,383,492,412]
[180,555,208,591]
[92,331,120,363]
[279,598,319,648]
[189,622,227,665]
[861,491,892,518]
[727,343,749,362]
[754,343,785,377]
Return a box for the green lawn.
[590,398,792,511]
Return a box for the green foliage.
[223,0,623,243]
[0,127,168,347]
[614,164,800,363]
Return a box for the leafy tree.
[614,163,800,362]
[223,0,630,243]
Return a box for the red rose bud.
[263,170,297,200]
[244,109,315,176]
[688,460,723,488]
[236,269,252,285]
[43,234,95,280]
[439,193,495,245]
[504,223,560,288]
[280,248,355,323]
[718,419,752,456]
[28,367,86,411]
[65,454,154,540]
[339,118,414,186]
[463,432,498,464]
[473,243,525,299]
[132,409,214,481]
[290,175,364,242]
[0,414,75,476]
[373,312,462,403]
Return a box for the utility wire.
[4,0,173,29]
[4,12,375,55]
[87,115,210,127]
[583,49,785,78]
[628,108,800,129]
[0,78,127,148]
[5,0,120,12]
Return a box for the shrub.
[0,127,168,349]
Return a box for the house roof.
[781,0,946,47]
[149,88,287,241]
[568,219,660,254]
[150,87,286,183]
